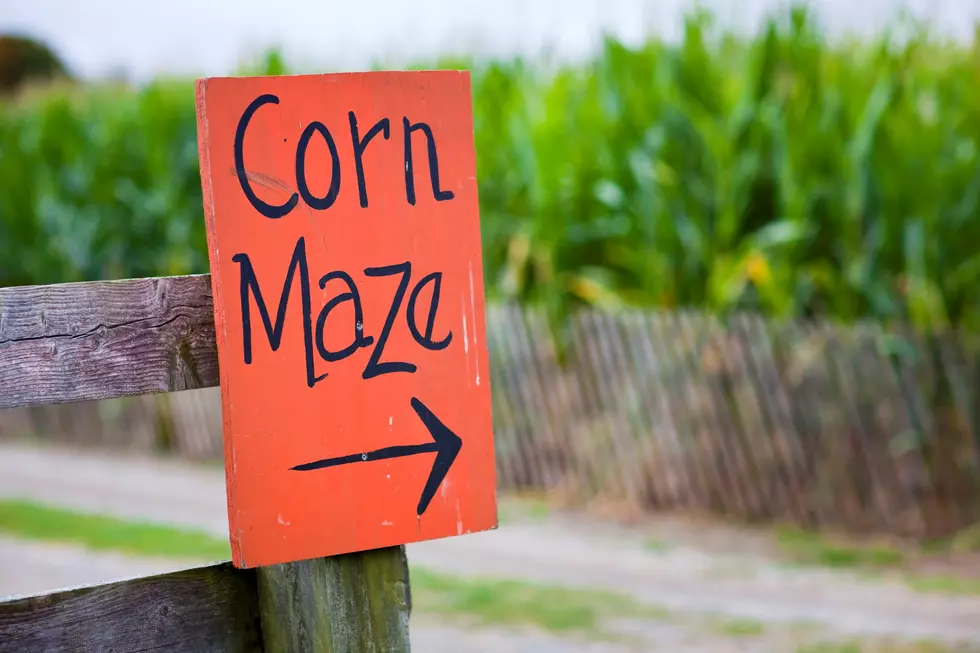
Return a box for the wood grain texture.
[0,562,262,653]
[256,546,412,653]
[0,274,219,409]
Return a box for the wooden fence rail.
[4,279,980,541]
[0,275,218,408]
[0,274,412,652]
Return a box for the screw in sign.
[195,71,497,569]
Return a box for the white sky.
[2,0,977,81]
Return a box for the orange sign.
[194,71,497,569]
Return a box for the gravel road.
[2,441,980,651]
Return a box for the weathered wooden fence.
[0,275,412,652]
[486,308,980,539]
[3,301,980,540]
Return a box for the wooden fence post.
[0,276,418,651]
[257,546,411,653]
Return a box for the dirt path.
[0,536,654,653]
[0,534,901,653]
[2,441,980,651]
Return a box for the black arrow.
[290,397,463,516]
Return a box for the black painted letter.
[235,94,298,219]
[362,262,417,379]
[350,112,390,208]
[403,118,455,206]
[315,271,375,362]
[406,272,452,350]
[296,121,342,211]
[231,237,326,388]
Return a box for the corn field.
[5,9,980,330]
[3,305,979,541]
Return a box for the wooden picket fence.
[0,274,411,652]
[487,307,980,539]
[3,303,980,540]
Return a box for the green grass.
[905,575,980,597]
[496,496,552,524]
[712,617,766,636]
[644,538,672,553]
[411,568,668,636]
[797,644,863,653]
[797,641,966,653]
[773,525,980,597]
[0,498,231,560]
[775,527,906,569]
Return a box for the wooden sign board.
[194,71,497,569]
